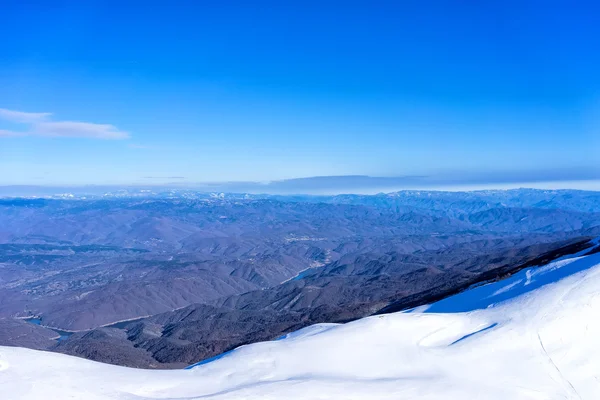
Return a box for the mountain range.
[1,189,600,368]
[3,235,600,399]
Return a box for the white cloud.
[0,129,25,137]
[0,108,52,123]
[34,121,129,139]
[0,108,129,140]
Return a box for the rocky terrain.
[1,189,600,367]
[5,241,600,399]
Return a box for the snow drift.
[2,248,600,399]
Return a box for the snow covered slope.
[3,249,600,399]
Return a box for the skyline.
[1,1,599,187]
[2,173,600,196]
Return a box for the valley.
[1,189,600,368]
[3,231,600,398]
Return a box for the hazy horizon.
[2,174,600,197]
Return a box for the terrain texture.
[3,240,600,399]
[1,189,600,367]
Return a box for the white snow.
[3,249,600,399]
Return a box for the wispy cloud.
[128,143,153,149]
[143,176,186,179]
[0,108,52,123]
[0,129,25,137]
[0,108,129,139]
[35,121,129,139]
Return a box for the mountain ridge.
[3,241,600,399]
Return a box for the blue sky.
[1,1,599,187]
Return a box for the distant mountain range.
[2,169,600,196]
[1,189,600,368]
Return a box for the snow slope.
[3,249,600,399]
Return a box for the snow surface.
[3,250,600,399]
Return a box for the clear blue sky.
[1,1,599,186]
